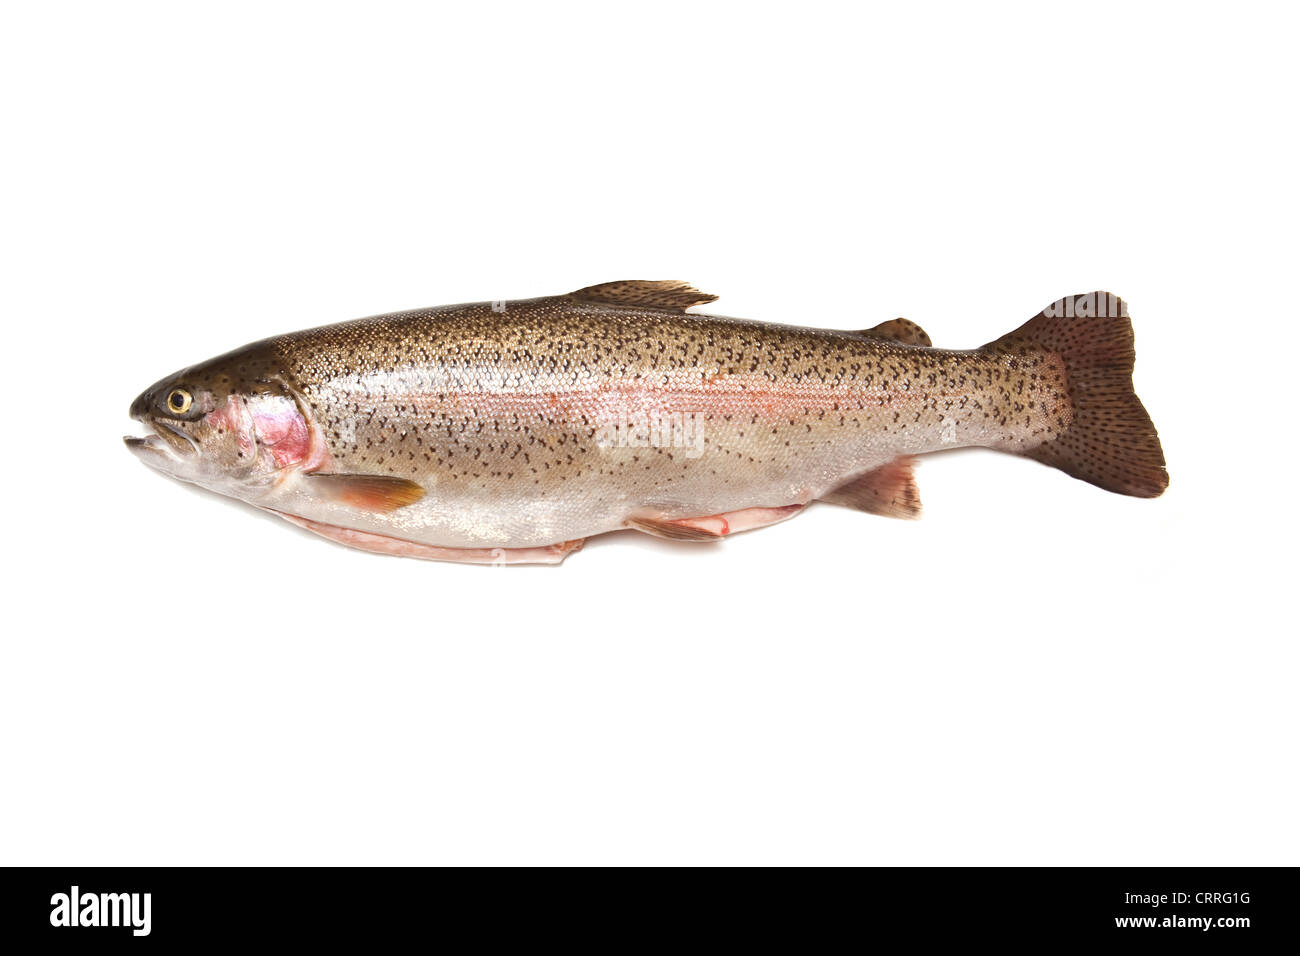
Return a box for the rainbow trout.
[126,281,1167,564]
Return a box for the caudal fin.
[984,292,1168,498]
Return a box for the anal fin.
[820,457,921,519]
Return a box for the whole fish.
[126,281,1167,564]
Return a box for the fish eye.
[166,388,193,415]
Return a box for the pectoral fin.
[304,473,426,512]
[820,457,921,519]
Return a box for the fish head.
[125,342,318,499]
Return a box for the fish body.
[127,281,1167,563]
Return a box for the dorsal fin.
[858,318,932,347]
[568,280,718,313]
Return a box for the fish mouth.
[124,418,198,462]
[123,432,171,461]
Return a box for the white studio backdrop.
[1,1,1296,865]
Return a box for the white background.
[2,2,1296,865]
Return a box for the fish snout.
[126,389,173,462]
[129,389,153,420]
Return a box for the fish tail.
[983,292,1168,497]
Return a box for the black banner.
[0,867,1294,945]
